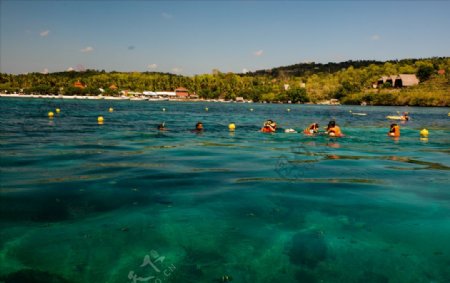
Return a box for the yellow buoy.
[205,107,209,111]
[48,111,54,118]
[420,128,429,137]
[287,108,291,112]
[97,116,104,124]
[228,123,236,131]
[108,107,114,112]
[55,108,60,113]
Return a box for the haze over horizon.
[1,0,449,75]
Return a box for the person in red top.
[261,120,277,133]
[388,123,400,137]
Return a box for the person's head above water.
[328,120,336,128]
[157,123,166,130]
[388,123,400,137]
[264,120,276,127]
[195,122,203,130]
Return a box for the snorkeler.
[261,120,277,133]
[195,121,204,132]
[326,120,343,137]
[388,123,400,137]
[303,123,319,135]
[157,122,167,131]
[401,112,409,121]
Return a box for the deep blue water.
[1,98,449,283]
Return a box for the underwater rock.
[288,231,328,269]
[358,271,389,283]
[1,269,72,283]
[294,268,318,283]
[154,196,173,205]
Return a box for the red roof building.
[73,81,86,89]
[175,87,189,98]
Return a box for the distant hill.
[247,58,429,77]
[1,57,449,106]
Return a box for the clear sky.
[1,0,449,75]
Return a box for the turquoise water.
[1,98,449,283]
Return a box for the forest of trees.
[1,57,449,106]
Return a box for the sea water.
[0,98,449,283]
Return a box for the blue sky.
[1,0,449,75]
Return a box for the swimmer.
[157,122,167,131]
[261,120,277,133]
[401,112,409,121]
[195,121,204,132]
[326,120,343,137]
[388,123,400,137]
[303,123,319,135]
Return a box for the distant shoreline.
[0,93,337,105]
[0,93,212,102]
[2,93,449,107]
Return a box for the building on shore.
[377,74,419,88]
[73,81,86,89]
[175,87,189,98]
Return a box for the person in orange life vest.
[388,123,400,137]
[261,120,277,133]
[326,120,343,137]
[304,123,319,135]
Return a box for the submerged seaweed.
[1,269,72,283]
[288,231,328,269]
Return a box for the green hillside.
[1,57,449,106]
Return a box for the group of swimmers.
[157,119,404,138]
[260,119,344,137]
[262,119,405,138]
